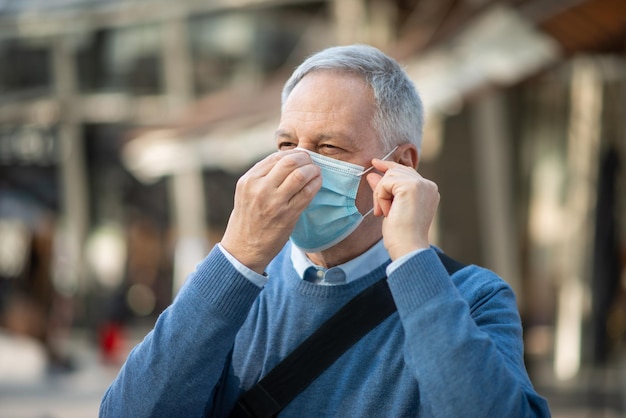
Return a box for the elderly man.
[100,44,550,417]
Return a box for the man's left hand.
[366,160,439,260]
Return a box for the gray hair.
[281,44,424,153]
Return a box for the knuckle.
[302,177,322,198]
[236,174,252,190]
[279,154,301,171]
[266,150,283,162]
[289,167,307,184]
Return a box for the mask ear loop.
[359,145,399,217]
[359,145,399,177]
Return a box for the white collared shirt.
[219,240,426,287]
[290,239,390,285]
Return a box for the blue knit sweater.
[100,244,550,417]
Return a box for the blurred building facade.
[0,0,334,356]
[0,0,625,414]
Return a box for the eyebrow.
[274,129,294,140]
[274,129,353,144]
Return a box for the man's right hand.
[220,150,322,274]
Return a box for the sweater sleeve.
[387,248,550,417]
[99,246,261,418]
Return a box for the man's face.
[276,71,385,218]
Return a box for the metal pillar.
[51,35,90,296]
[162,16,209,294]
[471,90,523,306]
[554,58,603,380]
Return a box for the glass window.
[189,2,327,96]
[77,24,163,94]
[0,40,51,96]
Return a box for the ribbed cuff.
[188,246,262,324]
[387,248,454,313]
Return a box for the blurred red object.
[98,322,126,365]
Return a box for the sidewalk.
[0,332,120,418]
[530,355,626,418]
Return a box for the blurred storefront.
[0,0,333,366]
[0,0,625,415]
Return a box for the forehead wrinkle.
[283,107,374,146]
[284,109,341,124]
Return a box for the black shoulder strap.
[437,250,466,276]
[229,251,464,418]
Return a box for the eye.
[278,141,297,150]
[318,143,343,155]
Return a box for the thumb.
[366,173,384,217]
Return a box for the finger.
[369,160,399,217]
[371,158,394,172]
[248,149,310,179]
[370,164,420,218]
[376,191,393,217]
[370,174,394,217]
[276,159,321,200]
[264,151,316,189]
[366,173,383,216]
[288,173,322,210]
[372,158,419,175]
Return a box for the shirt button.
[324,267,346,284]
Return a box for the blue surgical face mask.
[290,146,398,252]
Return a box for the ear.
[397,144,419,169]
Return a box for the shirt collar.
[290,239,390,284]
